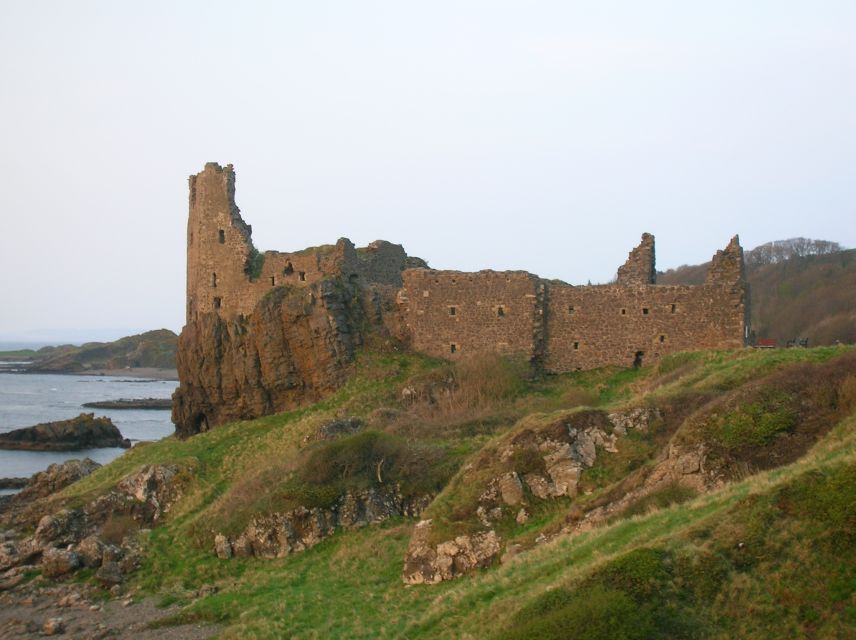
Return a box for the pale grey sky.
[1,1,854,341]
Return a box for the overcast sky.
[1,1,854,342]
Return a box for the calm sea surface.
[0,372,178,481]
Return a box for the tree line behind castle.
[172,162,851,438]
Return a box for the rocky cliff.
[172,279,369,438]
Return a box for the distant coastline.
[0,366,178,381]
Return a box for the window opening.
[573,341,579,350]
[270,276,276,286]
[621,308,627,315]
[213,297,222,310]
[449,306,457,316]
[218,229,225,244]
[642,307,649,315]
[298,271,306,282]
[497,306,505,317]
[450,343,457,354]
[671,303,677,314]
[284,262,294,275]
[633,351,644,368]
[568,305,575,314]
[212,272,217,288]
[659,335,666,343]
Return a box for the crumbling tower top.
[616,233,656,285]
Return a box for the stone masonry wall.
[616,232,656,285]
[544,282,746,371]
[398,270,542,361]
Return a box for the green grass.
[39,345,856,638]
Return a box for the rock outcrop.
[0,414,130,451]
[402,407,659,583]
[0,463,184,585]
[214,485,431,560]
[403,520,500,585]
[172,279,367,438]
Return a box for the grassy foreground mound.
[48,345,856,638]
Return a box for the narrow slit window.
[497,306,505,317]
[450,343,457,354]
[270,276,276,286]
[298,271,306,282]
[573,341,579,350]
[568,305,575,314]
[659,335,666,343]
[671,304,677,314]
[642,307,649,315]
[621,308,627,315]
[449,306,457,316]
[213,297,222,310]
[218,229,225,244]
[212,272,217,288]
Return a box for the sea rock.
[402,520,500,585]
[0,414,130,451]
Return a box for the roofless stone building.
[173,162,749,437]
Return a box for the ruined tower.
[186,163,255,322]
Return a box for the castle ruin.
[173,163,749,436]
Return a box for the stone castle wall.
[186,163,416,322]
[176,162,749,435]
[397,270,542,360]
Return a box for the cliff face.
[172,279,364,438]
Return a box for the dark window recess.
[671,304,677,314]
[450,343,457,354]
[568,305,575,314]
[213,297,222,310]
[642,307,649,315]
[270,276,276,286]
[298,271,306,282]
[497,306,505,317]
[573,341,579,350]
[218,229,225,244]
[449,306,457,316]
[633,351,644,368]
[212,272,217,287]
[284,262,294,275]
[621,308,627,315]
[659,335,666,343]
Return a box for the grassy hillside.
[43,344,856,639]
[659,246,856,346]
[8,329,178,371]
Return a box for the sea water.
[0,372,178,481]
